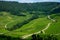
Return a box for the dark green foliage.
[6,14,39,31]
[0,1,60,16]
[52,8,60,13]
[31,34,37,40]
[0,34,23,40]
[31,34,58,40]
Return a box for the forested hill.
[0,1,60,15]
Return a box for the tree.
[31,34,37,40]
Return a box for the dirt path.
[4,15,57,39]
[42,23,51,34]
[48,15,56,22]
[21,15,53,39]
[22,15,60,39]
[22,22,51,39]
[5,20,14,28]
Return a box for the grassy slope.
[45,14,60,40]
[0,11,51,37]
[0,12,60,40]
[0,12,33,33]
[45,14,60,34]
[4,16,51,37]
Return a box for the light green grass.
[0,12,60,40]
[45,14,60,34]
[5,17,51,37]
[45,14,60,40]
[0,12,32,33]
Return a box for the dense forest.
[0,1,60,15]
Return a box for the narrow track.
[21,15,54,39]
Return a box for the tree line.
[0,34,23,40]
[0,33,58,40]
[6,14,39,31]
[0,1,60,16]
[31,34,58,40]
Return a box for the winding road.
[22,23,51,39]
[21,15,55,39]
[3,15,60,39]
[5,20,14,28]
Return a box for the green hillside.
[0,1,60,15]
[0,1,60,40]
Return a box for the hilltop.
[0,1,60,15]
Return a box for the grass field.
[0,12,33,33]
[45,14,60,40]
[0,11,60,40]
[5,17,50,37]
